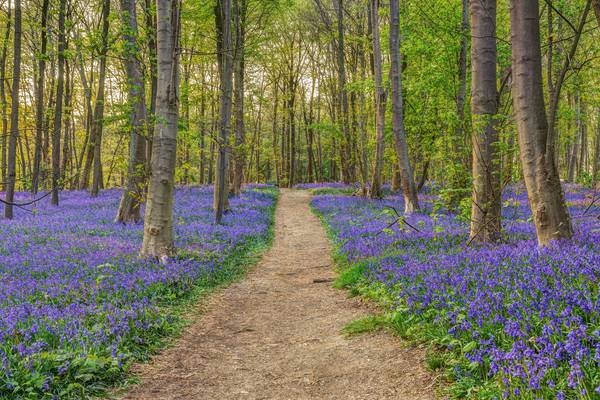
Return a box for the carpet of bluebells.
[0,185,276,399]
[311,183,600,399]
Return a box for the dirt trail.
[123,189,436,400]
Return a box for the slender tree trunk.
[214,0,234,223]
[140,0,180,259]
[254,96,262,182]
[577,95,587,179]
[592,108,600,185]
[232,0,246,196]
[208,130,215,184]
[469,0,501,242]
[288,83,296,186]
[50,0,66,206]
[91,0,110,197]
[198,70,207,184]
[60,59,72,179]
[116,0,148,223]
[369,0,386,199]
[546,0,591,156]
[390,0,419,212]
[75,43,93,189]
[418,160,429,191]
[144,0,158,173]
[358,35,369,195]
[510,0,573,246]
[0,0,11,192]
[334,0,353,183]
[272,84,280,185]
[456,0,469,151]
[567,94,578,182]
[32,0,49,194]
[4,0,19,218]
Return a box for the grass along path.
[122,189,435,400]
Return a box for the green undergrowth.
[311,203,501,400]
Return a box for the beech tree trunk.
[358,44,369,195]
[469,0,501,242]
[455,0,469,154]
[214,0,233,224]
[232,0,246,196]
[198,72,207,184]
[140,0,180,259]
[116,0,148,223]
[75,43,94,190]
[369,0,386,199]
[91,0,110,197]
[4,0,20,218]
[144,0,158,173]
[61,60,72,179]
[51,0,66,206]
[0,0,10,192]
[593,108,600,185]
[390,0,419,213]
[510,0,573,246]
[32,0,48,194]
[334,0,354,183]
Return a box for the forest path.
[122,189,435,400]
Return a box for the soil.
[122,189,437,400]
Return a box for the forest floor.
[120,189,436,400]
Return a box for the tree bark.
[60,59,72,179]
[455,0,469,160]
[50,0,66,206]
[214,0,234,223]
[369,0,386,199]
[232,0,246,196]
[592,108,600,185]
[469,0,501,243]
[32,0,49,194]
[390,0,419,212]
[140,0,180,259]
[0,0,11,192]
[334,0,354,183]
[546,0,591,155]
[91,0,110,197]
[4,0,19,218]
[116,0,148,223]
[510,0,573,246]
[144,0,158,173]
[75,42,94,189]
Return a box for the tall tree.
[334,0,353,183]
[0,0,11,191]
[510,0,573,246]
[51,0,66,205]
[214,0,234,223]
[4,0,20,218]
[143,0,158,172]
[389,0,419,213]
[91,0,111,197]
[116,0,148,223]
[140,0,180,259]
[32,0,49,194]
[455,0,469,153]
[232,0,246,196]
[369,0,386,199]
[469,0,501,242]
